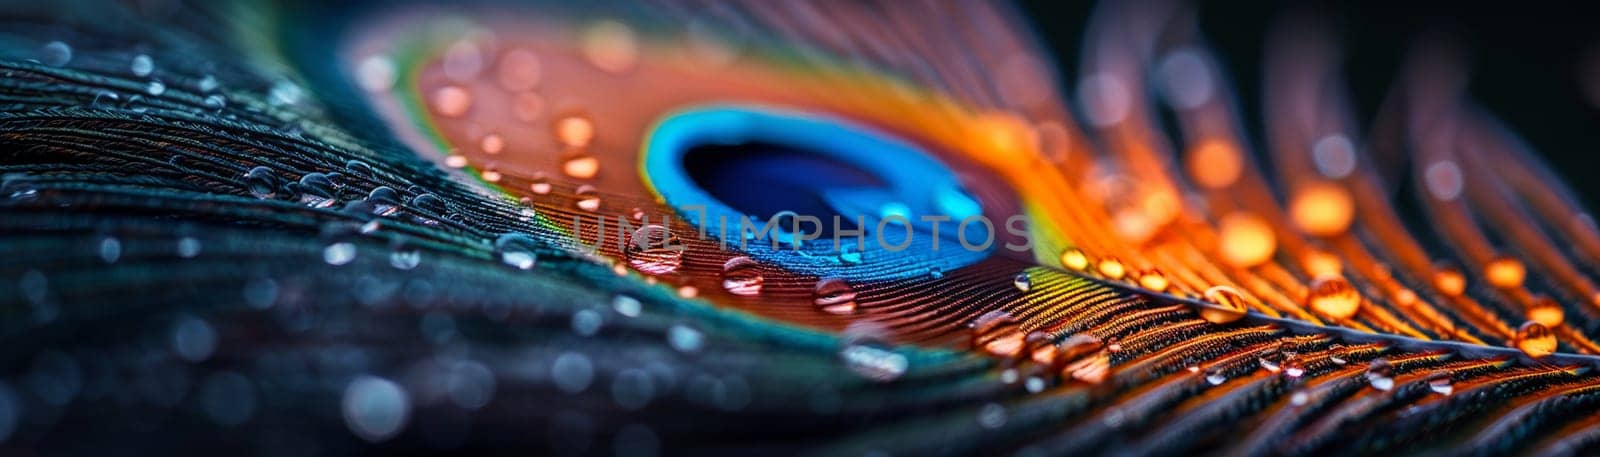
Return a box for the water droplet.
[1528,295,1565,327]
[574,185,601,211]
[552,352,594,393]
[494,233,540,270]
[813,278,858,314]
[667,324,704,353]
[497,48,542,91]
[969,311,1025,358]
[98,236,121,263]
[562,153,601,179]
[1137,270,1169,292]
[1290,389,1310,406]
[170,314,217,362]
[928,267,944,279]
[40,41,71,66]
[431,85,473,117]
[1013,272,1032,292]
[977,403,1007,429]
[529,173,552,194]
[838,245,863,265]
[202,94,226,110]
[1365,358,1394,391]
[1485,255,1526,289]
[1055,334,1109,384]
[1205,367,1227,385]
[1426,370,1453,396]
[1258,356,1282,373]
[555,115,595,148]
[572,309,603,336]
[1218,212,1277,267]
[196,74,219,93]
[410,193,446,220]
[324,242,357,265]
[90,89,120,107]
[268,80,303,105]
[1282,356,1305,378]
[2,174,39,200]
[1515,321,1558,358]
[480,133,505,154]
[342,376,410,442]
[1198,285,1250,324]
[1432,263,1467,296]
[296,173,338,208]
[389,248,421,270]
[130,54,153,77]
[1307,275,1361,319]
[145,80,166,96]
[177,237,202,258]
[582,20,638,73]
[720,256,764,296]
[356,55,396,93]
[626,225,684,275]
[1096,257,1126,279]
[366,186,402,216]
[445,154,468,169]
[839,322,907,382]
[612,295,642,317]
[242,167,277,198]
[676,285,698,298]
[1059,249,1089,271]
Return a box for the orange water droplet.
[812,278,858,315]
[1307,275,1361,319]
[431,85,472,118]
[1433,263,1466,296]
[496,49,542,92]
[1054,334,1109,384]
[1137,270,1169,292]
[1218,212,1276,268]
[1096,257,1126,280]
[1060,248,1089,270]
[1485,255,1526,289]
[1289,181,1355,237]
[529,173,552,195]
[562,153,600,179]
[968,311,1025,359]
[1528,295,1565,327]
[1187,139,1242,189]
[720,256,764,296]
[480,133,504,154]
[574,185,601,212]
[1198,285,1250,324]
[1301,249,1343,277]
[1515,321,1558,358]
[555,115,595,148]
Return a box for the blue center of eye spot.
[641,105,991,281]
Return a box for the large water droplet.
[529,173,552,194]
[243,166,277,198]
[1013,272,1032,292]
[1197,285,1253,324]
[968,311,1025,359]
[813,278,858,314]
[1425,370,1453,396]
[410,193,446,224]
[297,173,338,208]
[720,256,764,296]
[494,233,540,270]
[626,225,684,275]
[40,41,71,66]
[574,185,601,211]
[145,80,166,96]
[1527,295,1565,327]
[366,186,401,216]
[555,114,595,147]
[1055,334,1109,384]
[324,242,357,265]
[562,153,600,179]
[839,322,907,382]
[130,54,154,77]
[1307,275,1361,319]
[342,376,410,442]
[1060,248,1089,270]
[1515,321,1558,358]
[1364,358,1394,391]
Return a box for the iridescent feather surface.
[3,0,1600,455]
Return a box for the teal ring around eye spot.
[641,104,990,282]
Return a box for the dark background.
[1017,0,1600,207]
